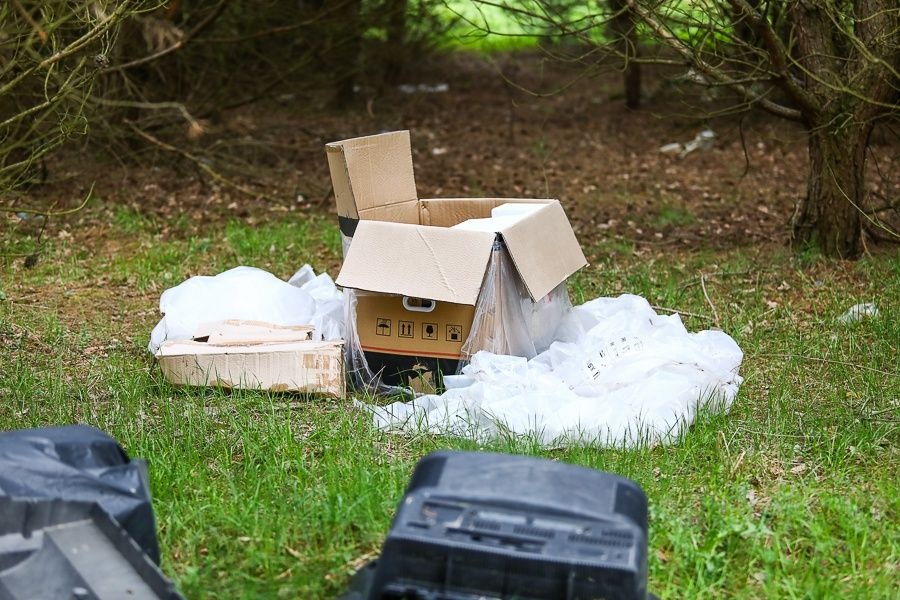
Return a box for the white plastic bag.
[148,265,343,353]
[365,294,744,448]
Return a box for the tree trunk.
[332,0,363,106]
[609,0,640,109]
[384,0,408,84]
[791,127,868,258]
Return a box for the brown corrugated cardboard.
[337,199,585,305]
[356,293,475,359]
[326,131,417,220]
[192,320,313,345]
[498,201,587,301]
[338,220,497,305]
[156,339,344,396]
[327,130,587,388]
[419,198,547,227]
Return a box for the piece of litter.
[837,303,879,323]
[398,83,449,94]
[679,129,715,157]
[659,130,715,158]
[362,294,744,448]
[658,142,682,155]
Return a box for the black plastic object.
[0,425,160,564]
[361,351,459,391]
[0,497,183,600]
[344,450,651,600]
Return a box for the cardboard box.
[327,130,587,388]
[155,320,344,396]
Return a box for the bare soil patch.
[9,51,899,254]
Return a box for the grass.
[1,208,898,599]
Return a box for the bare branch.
[624,0,803,121]
[101,0,232,73]
[0,1,134,98]
[727,0,821,115]
[10,0,48,43]
[125,121,264,200]
[0,185,93,217]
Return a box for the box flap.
[499,201,587,300]
[336,221,497,305]
[156,339,341,357]
[358,199,420,225]
[192,320,313,345]
[325,131,418,220]
[419,198,549,228]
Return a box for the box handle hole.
[402,297,436,313]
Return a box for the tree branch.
[125,121,264,200]
[727,0,821,116]
[624,0,803,121]
[10,0,48,44]
[0,1,133,98]
[101,0,232,74]
[0,185,93,217]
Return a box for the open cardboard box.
[156,320,344,396]
[326,131,587,389]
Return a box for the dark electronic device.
[343,450,653,600]
[0,424,161,564]
[0,497,183,600]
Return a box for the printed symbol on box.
[446,324,462,342]
[398,320,414,338]
[376,318,391,337]
[422,323,438,340]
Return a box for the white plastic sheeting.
[148,266,343,353]
[365,294,744,447]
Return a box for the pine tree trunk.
[609,0,640,109]
[384,0,408,84]
[791,127,867,258]
[325,0,362,106]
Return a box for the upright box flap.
[336,221,497,305]
[326,131,418,222]
[500,201,588,300]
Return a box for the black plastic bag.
[0,425,160,564]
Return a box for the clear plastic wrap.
[462,241,571,359]
[344,240,572,396]
[366,295,745,448]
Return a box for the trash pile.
[149,265,345,396]
[364,295,743,447]
[146,129,746,447]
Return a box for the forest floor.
[2,52,899,598]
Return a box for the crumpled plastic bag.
[364,294,743,448]
[148,265,343,353]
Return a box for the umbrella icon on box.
[377,318,391,336]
